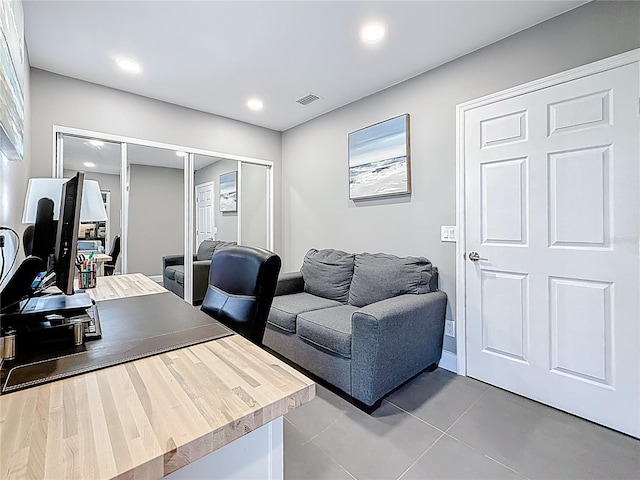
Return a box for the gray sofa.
[263,248,447,408]
[163,240,236,304]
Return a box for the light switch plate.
[441,226,456,242]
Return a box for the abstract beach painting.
[219,171,237,212]
[348,114,411,200]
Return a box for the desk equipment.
[0,173,109,357]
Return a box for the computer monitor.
[54,172,84,294]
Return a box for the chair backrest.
[200,245,281,344]
[107,235,121,266]
[22,224,35,257]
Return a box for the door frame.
[455,48,639,376]
[195,181,216,246]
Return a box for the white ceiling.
[24,1,586,132]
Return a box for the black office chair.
[22,224,35,256]
[200,245,281,345]
[103,235,121,276]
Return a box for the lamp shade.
[22,177,108,223]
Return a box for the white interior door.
[464,62,639,437]
[196,182,215,246]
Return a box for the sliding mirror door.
[58,133,122,273]
[127,145,186,293]
[239,162,270,249]
[194,155,239,246]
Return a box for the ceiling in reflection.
[62,135,225,176]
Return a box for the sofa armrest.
[274,271,304,296]
[163,254,197,269]
[192,260,212,303]
[351,291,447,406]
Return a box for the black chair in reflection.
[22,224,35,256]
[200,245,281,345]
[103,235,120,276]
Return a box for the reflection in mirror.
[240,163,269,249]
[194,155,238,245]
[61,134,122,273]
[127,145,184,283]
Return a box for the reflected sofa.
[162,240,236,304]
[263,248,447,409]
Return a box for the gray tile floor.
[284,368,640,480]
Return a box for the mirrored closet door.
[57,133,123,273]
[55,128,274,306]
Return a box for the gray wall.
[28,68,284,254]
[280,1,640,354]
[0,7,30,290]
[194,159,238,243]
[128,164,183,276]
[240,163,268,249]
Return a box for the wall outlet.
[445,320,455,337]
[441,226,456,242]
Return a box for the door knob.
[468,251,488,262]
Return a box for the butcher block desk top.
[0,274,315,480]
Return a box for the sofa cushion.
[196,240,236,261]
[297,305,358,358]
[165,265,185,286]
[164,265,182,282]
[268,293,341,333]
[174,267,185,286]
[300,249,355,303]
[348,253,434,307]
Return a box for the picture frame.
[348,113,411,200]
[219,171,237,212]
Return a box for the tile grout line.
[301,418,338,446]
[444,385,492,434]
[383,398,448,435]
[396,431,446,480]
[439,387,530,479]
[306,427,360,480]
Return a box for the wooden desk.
[0,274,315,479]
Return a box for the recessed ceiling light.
[116,57,142,74]
[89,139,104,147]
[84,162,96,168]
[247,98,264,111]
[360,23,386,44]
[176,151,186,157]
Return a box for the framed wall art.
[219,171,237,212]
[348,114,411,200]
[0,0,25,161]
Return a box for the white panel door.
[195,182,215,246]
[465,62,639,437]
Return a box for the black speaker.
[31,197,55,266]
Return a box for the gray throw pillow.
[348,253,434,307]
[301,249,355,304]
[197,240,236,261]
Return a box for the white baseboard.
[439,351,457,373]
[147,275,163,283]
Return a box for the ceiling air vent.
[296,93,320,106]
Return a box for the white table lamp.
[22,177,108,223]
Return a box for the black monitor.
[54,172,84,295]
